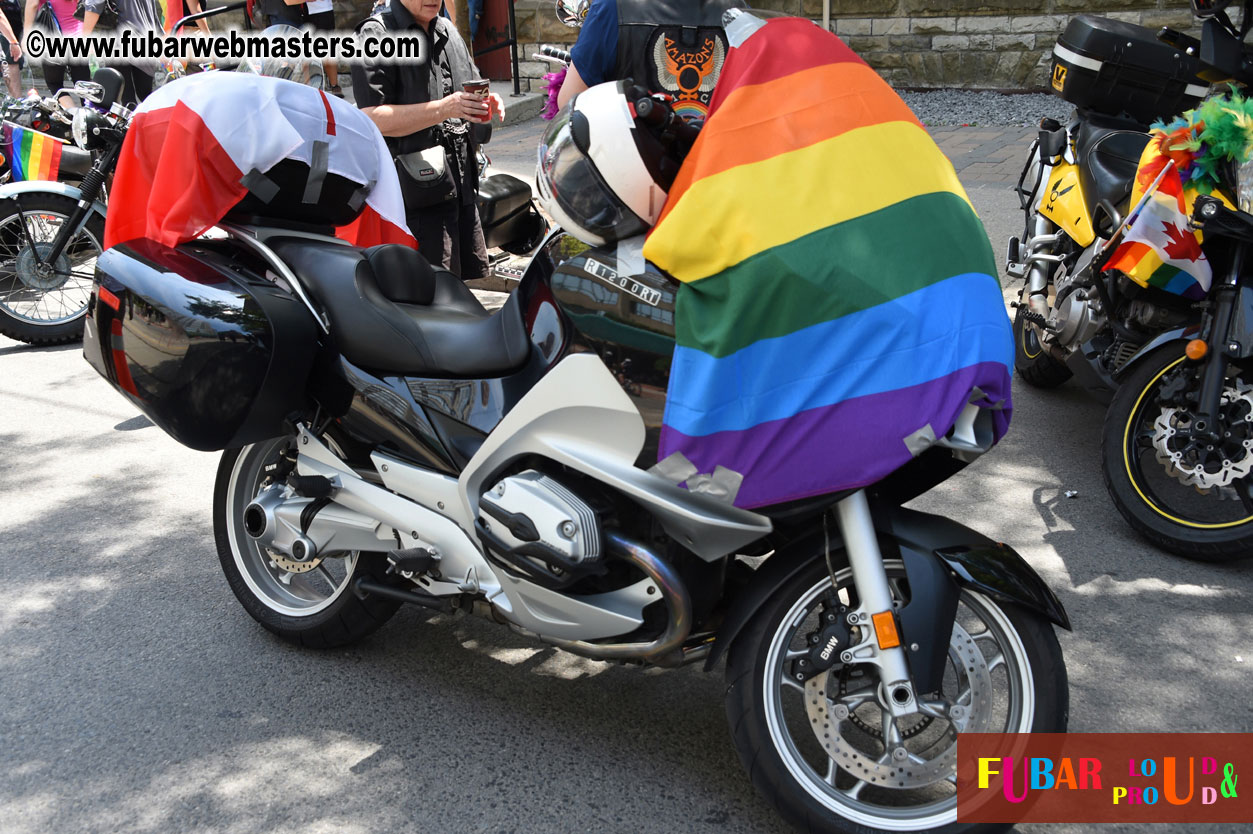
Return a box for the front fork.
[835,490,918,719]
[18,142,118,268]
[1192,242,1248,437]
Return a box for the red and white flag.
[105,72,414,250]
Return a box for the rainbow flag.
[159,0,184,31]
[1104,141,1212,300]
[641,15,1013,509]
[2,122,64,182]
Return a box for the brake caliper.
[790,603,852,684]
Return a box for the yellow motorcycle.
[1008,14,1212,397]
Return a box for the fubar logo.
[956,733,1250,824]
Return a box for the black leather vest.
[613,0,744,121]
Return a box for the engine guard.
[706,505,1070,694]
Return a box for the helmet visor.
[538,110,649,244]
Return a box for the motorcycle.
[1007,14,1214,398]
[0,3,300,346]
[0,68,127,345]
[82,57,1071,833]
[1100,0,1253,561]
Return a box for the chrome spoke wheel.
[0,204,100,326]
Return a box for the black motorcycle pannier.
[1051,15,1207,126]
[83,238,319,452]
[478,173,545,254]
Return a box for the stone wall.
[508,0,1199,92]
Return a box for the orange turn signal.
[1186,339,1208,361]
[872,611,901,650]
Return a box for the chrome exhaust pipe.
[520,531,693,666]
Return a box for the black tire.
[725,558,1068,834]
[1012,305,1071,388]
[213,436,402,648]
[0,192,103,345]
[1101,343,1253,561]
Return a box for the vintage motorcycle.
[0,68,127,345]
[82,24,1070,834]
[1007,13,1213,396]
[1099,0,1253,561]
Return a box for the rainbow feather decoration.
[641,14,1012,509]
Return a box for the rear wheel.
[1012,305,1071,388]
[725,558,1068,834]
[1101,344,1253,561]
[0,193,103,345]
[213,434,402,647]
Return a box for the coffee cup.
[463,79,491,121]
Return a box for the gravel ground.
[901,89,1074,127]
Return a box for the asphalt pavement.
[1,118,1251,834]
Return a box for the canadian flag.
[105,73,415,251]
[1104,153,1211,300]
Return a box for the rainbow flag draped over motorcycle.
[642,14,1013,509]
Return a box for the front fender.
[705,505,1070,679]
[0,180,109,221]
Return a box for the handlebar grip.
[540,45,572,63]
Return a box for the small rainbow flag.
[642,15,1013,508]
[1103,141,1212,300]
[2,122,64,182]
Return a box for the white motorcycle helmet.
[535,81,671,247]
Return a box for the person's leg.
[308,11,338,93]
[2,8,23,97]
[117,64,153,107]
[58,63,89,107]
[456,201,490,281]
[42,62,65,97]
[128,63,153,103]
[410,201,458,273]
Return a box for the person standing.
[351,0,504,279]
[304,0,339,96]
[80,0,166,105]
[24,0,87,105]
[0,0,24,97]
[557,0,743,113]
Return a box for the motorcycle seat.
[268,238,530,378]
[60,145,93,179]
[1074,120,1150,225]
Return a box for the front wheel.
[1012,304,1071,388]
[0,193,104,345]
[213,435,402,647]
[1101,343,1253,561]
[725,558,1067,834]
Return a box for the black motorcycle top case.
[83,238,318,452]
[1052,15,1206,126]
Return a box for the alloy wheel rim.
[761,563,1034,831]
[224,437,359,617]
